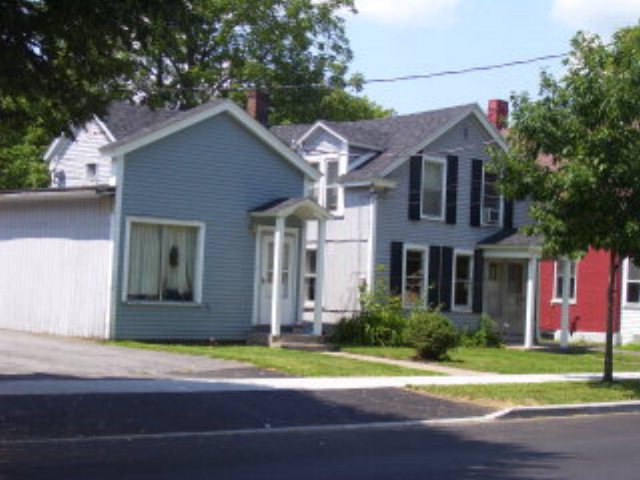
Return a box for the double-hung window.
[626,259,640,304]
[304,249,317,304]
[307,157,343,213]
[403,246,428,307]
[481,167,502,226]
[125,218,203,303]
[453,252,473,310]
[553,260,577,302]
[421,157,446,220]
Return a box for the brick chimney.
[487,99,509,130]
[246,89,270,126]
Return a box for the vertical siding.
[375,116,526,328]
[115,112,305,340]
[302,130,372,323]
[0,196,113,337]
[48,121,113,187]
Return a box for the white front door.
[259,233,297,326]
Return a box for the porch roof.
[478,228,542,256]
[250,197,332,221]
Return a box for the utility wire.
[363,52,569,85]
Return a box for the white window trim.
[306,154,346,216]
[551,259,578,305]
[401,243,430,309]
[121,216,206,305]
[452,249,474,313]
[623,257,640,308]
[480,165,503,227]
[420,155,446,221]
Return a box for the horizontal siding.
[0,197,112,337]
[375,116,524,326]
[48,121,113,187]
[621,308,640,344]
[115,112,305,340]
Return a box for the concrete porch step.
[247,329,336,351]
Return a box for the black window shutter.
[445,156,458,224]
[408,156,422,220]
[470,159,483,227]
[503,199,514,229]
[389,242,404,296]
[472,249,484,313]
[440,247,454,312]
[428,246,441,308]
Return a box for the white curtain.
[162,225,197,300]
[128,223,162,299]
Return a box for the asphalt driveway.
[0,329,277,379]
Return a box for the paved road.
[3,411,640,479]
[0,330,276,379]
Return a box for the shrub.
[407,309,460,360]
[461,314,503,348]
[330,276,407,346]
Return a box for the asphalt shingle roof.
[102,101,182,140]
[271,104,477,182]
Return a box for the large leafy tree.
[123,0,377,123]
[492,24,640,382]
[1,0,185,137]
[1,0,389,188]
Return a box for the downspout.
[367,190,378,293]
[105,155,124,340]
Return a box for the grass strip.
[115,342,438,377]
[342,345,640,374]
[413,380,640,408]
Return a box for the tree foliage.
[491,24,640,381]
[1,0,390,189]
[1,0,185,137]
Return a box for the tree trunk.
[603,250,618,383]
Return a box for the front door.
[485,261,525,339]
[258,233,297,326]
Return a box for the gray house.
[272,100,540,346]
[0,100,329,340]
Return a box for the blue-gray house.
[0,99,330,340]
[272,100,541,346]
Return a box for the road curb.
[488,400,640,420]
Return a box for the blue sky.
[343,0,640,114]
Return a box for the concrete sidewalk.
[3,371,640,395]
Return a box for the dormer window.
[307,157,343,214]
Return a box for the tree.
[1,0,186,138]
[491,24,640,382]
[123,0,364,123]
[1,0,390,190]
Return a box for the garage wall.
[0,195,113,338]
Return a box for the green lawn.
[341,345,640,374]
[619,343,640,352]
[115,342,437,377]
[414,381,640,407]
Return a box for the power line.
[363,52,569,85]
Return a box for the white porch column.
[560,257,571,350]
[524,256,537,349]
[313,219,326,336]
[270,216,285,337]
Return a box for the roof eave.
[379,105,508,178]
[100,100,321,182]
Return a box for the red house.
[538,248,624,343]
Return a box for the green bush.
[407,309,460,360]
[330,276,407,346]
[461,314,503,348]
